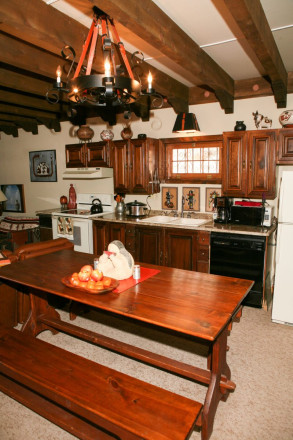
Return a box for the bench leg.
[22,291,60,337]
[201,328,231,440]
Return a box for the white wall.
[0,94,292,216]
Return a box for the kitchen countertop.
[92,212,277,237]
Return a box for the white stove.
[52,193,114,253]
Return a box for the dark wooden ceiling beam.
[89,0,234,113]
[0,89,68,113]
[218,0,288,107]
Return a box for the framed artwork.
[0,184,25,213]
[182,187,200,211]
[162,187,178,210]
[29,150,57,182]
[205,187,222,212]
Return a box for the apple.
[102,277,112,287]
[78,270,91,282]
[91,269,103,282]
[95,281,104,290]
[80,265,93,275]
[87,279,97,290]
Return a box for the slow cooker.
[125,200,148,217]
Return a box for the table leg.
[21,291,60,337]
[201,328,231,440]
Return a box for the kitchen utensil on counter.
[116,202,125,215]
[125,200,148,217]
[90,198,103,214]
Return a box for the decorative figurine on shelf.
[67,184,77,209]
[120,123,133,140]
[95,240,134,280]
[234,121,246,131]
[100,129,114,141]
[253,111,272,129]
[279,110,293,128]
[76,125,94,142]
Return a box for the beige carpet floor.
[0,306,292,440]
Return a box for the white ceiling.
[44,0,293,85]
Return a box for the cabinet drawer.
[197,261,209,273]
[198,231,210,245]
[125,236,136,251]
[197,246,209,262]
[125,225,136,236]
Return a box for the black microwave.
[230,206,264,226]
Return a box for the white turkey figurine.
[96,240,134,280]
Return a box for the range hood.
[62,167,113,179]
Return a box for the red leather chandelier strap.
[73,20,95,79]
[110,20,134,79]
[86,22,99,75]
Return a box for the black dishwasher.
[210,232,266,308]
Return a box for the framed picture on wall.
[29,150,57,182]
[182,187,200,211]
[0,184,25,213]
[205,187,222,212]
[162,187,178,210]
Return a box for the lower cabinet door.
[164,229,197,271]
[135,226,164,265]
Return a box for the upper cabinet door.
[247,131,276,199]
[65,144,85,168]
[112,140,130,193]
[277,129,293,164]
[85,142,111,167]
[222,132,247,198]
[129,139,148,194]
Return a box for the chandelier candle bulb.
[56,65,62,84]
[147,71,153,93]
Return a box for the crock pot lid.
[126,200,147,206]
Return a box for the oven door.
[52,215,93,254]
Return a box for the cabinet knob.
[242,160,246,169]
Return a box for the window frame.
[162,136,223,184]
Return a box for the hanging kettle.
[90,198,103,214]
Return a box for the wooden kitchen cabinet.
[222,130,276,199]
[196,231,210,273]
[93,220,211,273]
[277,128,293,164]
[111,138,159,194]
[65,141,111,168]
[135,226,164,266]
[164,228,197,270]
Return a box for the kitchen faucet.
[181,195,185,217]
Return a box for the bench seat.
[0,327,202,440]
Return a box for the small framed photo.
[205,187,222,212]
[162,187,178,210]
[29,150,57,182]
[0,184,25,213]
[182,187,200,211]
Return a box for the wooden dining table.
[0,249,253,440]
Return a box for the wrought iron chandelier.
[46,7,164,112]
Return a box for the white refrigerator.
[272,170,293,325]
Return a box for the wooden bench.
[0,327,202,440]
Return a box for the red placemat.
[113,267,160,293]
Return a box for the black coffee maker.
[214,197,232,223]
